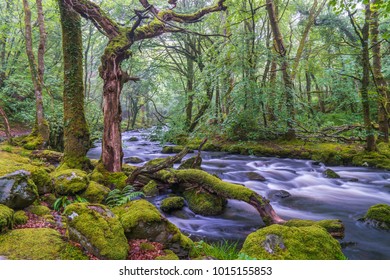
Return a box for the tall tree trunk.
[58,0,91,169]
[23,0,49,146]
[185,36,194,129]
[371,0,389,143]
[266,0,295,139]
[361,4,376,151]
[0,106,12,143]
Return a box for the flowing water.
[87,129,390,260]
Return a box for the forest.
[0,0,390,261]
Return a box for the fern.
[53,195,88,212]
[105,185,145,207]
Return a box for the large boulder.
[284,219,345,238]
[52,169,89,195]
[183,188,227,216]
[64,203,128,260]
[81,181,110,204]
[362,204,390,230]
[0,204,14,232]
[0,170,38,209]
[240,224,345,260]
[0,228,87,260]
[113,199,193,258]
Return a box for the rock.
[267,190,291,200]
[26,205,51,216]
[128,137,139,141]
[246,172,266,181]
[362,204,390,230]
[64,203,128,260]
[183,188,227,216]
[162,145,193,154]
[142,180,159,197]
[0,228,88,260]
[178,156,202,170]
[0,170,38,209]
[124,156,143,164]
[324,168,340,179]
[284,219,345,239]
[240,224,345,260]
[0,204,14,232]
[113,199,193,258]
[160,197,185,213]
[81,181,110,203]
[52,169,89,195]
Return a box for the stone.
[324,168,340,179]
[267,190,291,200]
[246,172,266,181]
[0,170,38,209]
[124,156,143,164]
[64,203,128,260]
[362,204,390,230]
[160,196,185,213]
[52,169,88,195]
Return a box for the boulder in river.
[0,170,38,209]
[64,203,128,260]
[267,190,291,200]
[124,156,143,164]
[183,188,227,216]
[361,204,390,230]
[284,219,345,238]
[240,224,345,260]
[324,168,340,179]
[160,196,185,213]
[246,172,266,181]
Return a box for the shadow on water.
[87,129,390,260]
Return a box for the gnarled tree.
[63,0,227,172]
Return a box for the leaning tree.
[62,0,227,172]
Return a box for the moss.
[81,181,110,203]
[27,205,51,216]
[183,189,226,216]
[155,250,180,260]
[91,163,127,189]
[64,203,128,260]
[30,167,52,195]
[363,204,390,229]
[240,224,345,260]
[285,219,344,238]
[160,196,185,213]
[142,180,159,197]
[13,210,28,225]
[161,145,190,154]
[0,228,87,260]
[52,168,89,195]
[21,134,44,150]
[0,204,14,232]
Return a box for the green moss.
[21,134,44,150]
[363,204,390,229]
[27,205,51,216]
[81,181,110,203]
[0,228,87,260]
[324,169,340,179]
[30,167,52,194]
[142,180,159,197]
[161,145,189,154]
[285,219,344,238]
[91,163,127,189]
[13,210,28,225]
[183,189,225,216]
[155,250,180,260]
[240,224,345,260]
[52,168,89,195]
[160,196,185,213]
[64,203,128,260]
[0,204,14,232]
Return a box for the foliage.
[191,240,240,260]
[105,185,145,207]
[53,195,88,212]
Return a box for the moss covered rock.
[183,188,226,216]
[162,145,191,154]
[81,181,110,203]
[13,210,28,225]
[113,199,193,258]
[0,204,14,232]
[0,228,88,260]
[324,169,340,179]
[0,170,38,209]
[160,197,185,213]
[284,219,345,238]
[26,205,51,216]
[90,163,127,189]
[178,156,202,170]
[52,169,89,195]
[240,224,345,260]
[142,180,159,197]
[64,203,128,260]
[362,204,390,230]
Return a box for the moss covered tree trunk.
[22,0,50,147]
[58,0,91,169]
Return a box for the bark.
[58,0,91,168]
[0,106,12,143]
[266,0,295,138]
[22,0,49,145]
[371,0,389,143]
[185,36,195,128]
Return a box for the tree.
[58,0,91,169]
[63,0,227,172]
[22,0,50,146]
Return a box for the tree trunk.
[0,106,12,143]
[22,0,49,146]
[371,0,389,143]
[58,0,91,169]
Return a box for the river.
[87,129,390,260]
